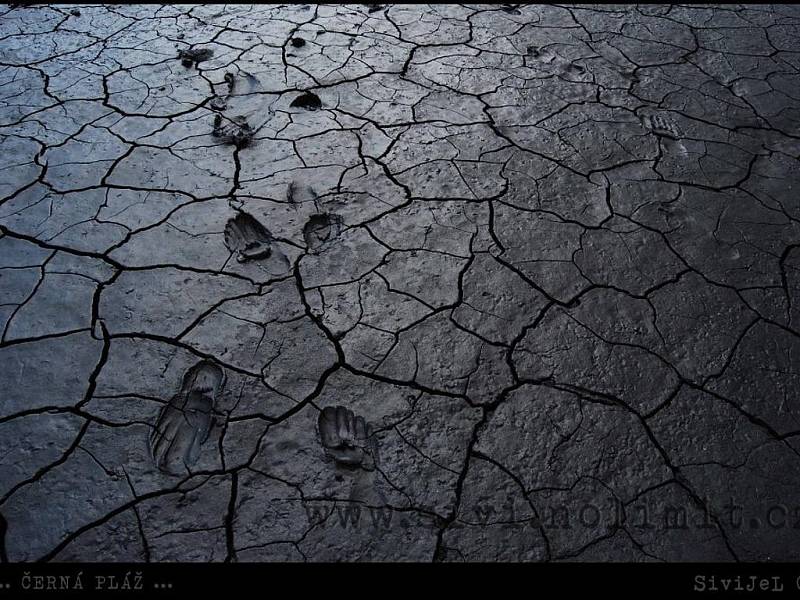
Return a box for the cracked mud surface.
[0,3,800,563]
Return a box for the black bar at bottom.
[1,563,800,597]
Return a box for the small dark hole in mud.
[364,3,384,13]
[70,8,81,16]
[501,4,521,15]
[290,91,322,111]
[290,37,306,48]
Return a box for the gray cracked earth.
[0,3,799,563]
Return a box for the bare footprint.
[643,113,682,140]
[213,114,254,148]
[564,61,587,76]
[178,47,214,69]
[317,406,378,471]
[224,71,262,105]
[209,95,227,111]
[149,360,225,475]
[210,70,268,144]
[224,212,273,262]
[286,180,318,205]
[526,45,556,64]
[303,213,343,254]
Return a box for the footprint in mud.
[178,47,214,68]
[209,96,227,111]
[290,91,322,111]
[526,45,590,81]
[207,75,236,110]
[526,45,556,64]
[564,62,586,76]
[209,78,232,112]
[621,68,640,83]
[317,406,378,471]
[214,71,251,103]
[149,360,225,475]
[643,113,682,140]
[224,212,273,262]
[210,71,266,146]
[303,213,343,254]
[213,114,254,148]
[286,180,318,205]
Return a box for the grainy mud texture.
[0,3,799,563]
